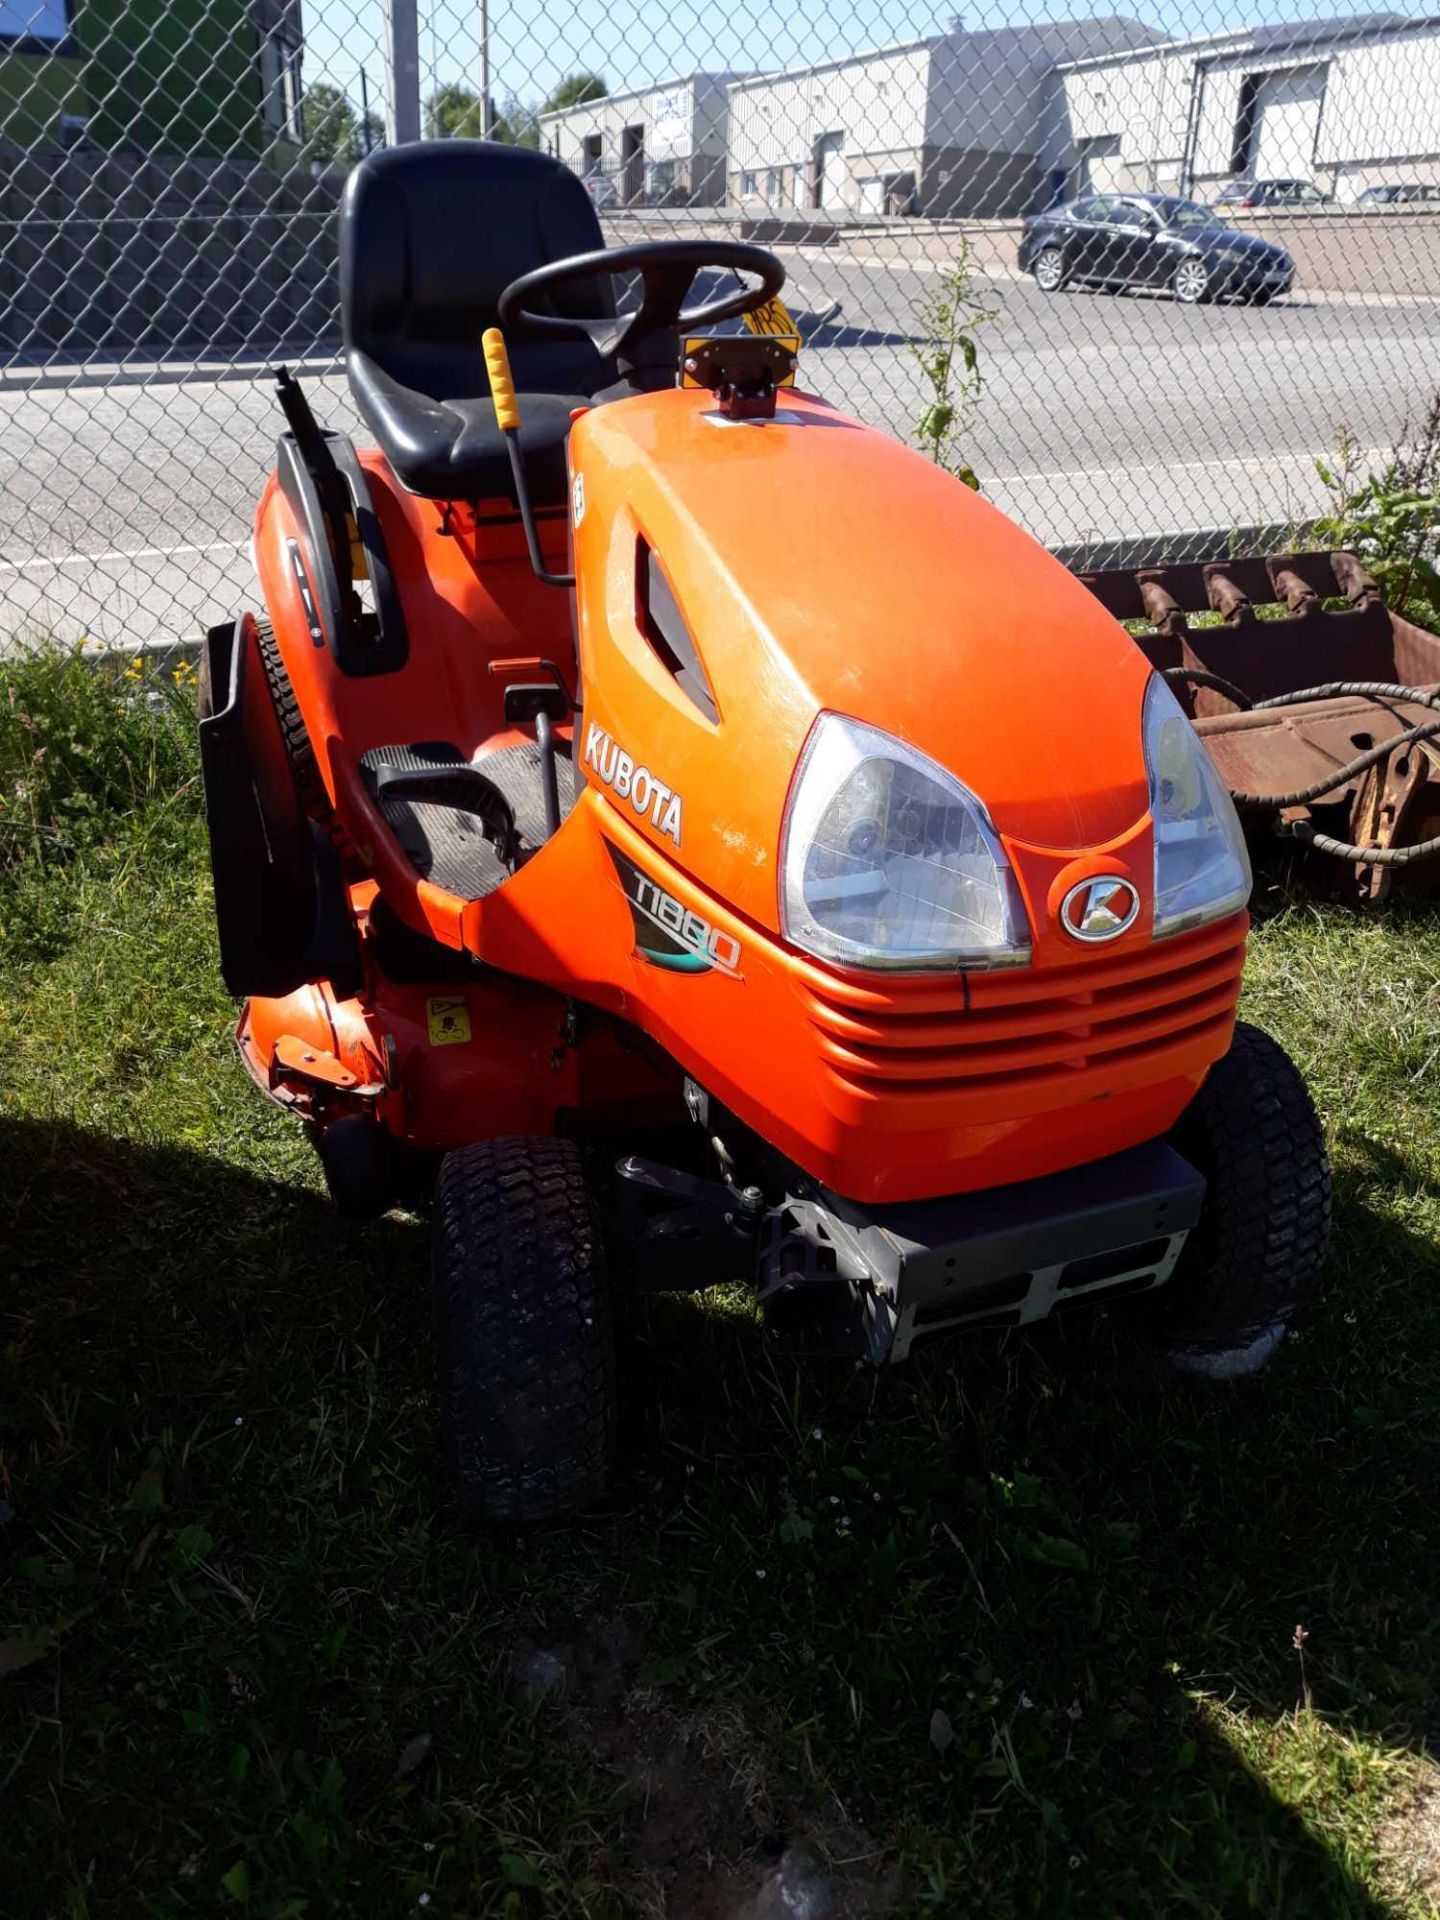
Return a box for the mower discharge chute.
[197,141,1332,1524]
[1078,553,1440,903]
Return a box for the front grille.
[796,917,1246,1099]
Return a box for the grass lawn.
[3,648,1440,1917]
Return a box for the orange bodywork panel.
[250,388,1244,1205]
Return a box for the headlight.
[1144,675,1251,937]
[780,714,1030,970]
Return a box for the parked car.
[582,171,618,210]
[1018,194,1295,305]
[1354,183,1440,206]
[1213,178,1331,209]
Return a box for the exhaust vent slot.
[636,538,718,723]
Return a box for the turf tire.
[1151,1021,1331,1377]
[254,619,327,818]
[434,1136,616,1524]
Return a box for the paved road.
[0,251,1435,650]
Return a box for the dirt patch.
[1378,1764,1440,1910]
[510,1615,902,1919]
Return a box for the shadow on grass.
[2,1113,1432,1915]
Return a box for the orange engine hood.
[569,387,1155,940]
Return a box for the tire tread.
[1160,1021,1331,1358]
[433,1136,615,1524]
[255,618,328,819]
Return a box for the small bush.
[1315,390,1440,624]
[0,644,198,875]
[911,242,999,490]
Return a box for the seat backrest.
[340,140,615,401]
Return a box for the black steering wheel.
[497,239,786,366]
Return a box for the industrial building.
[1056,14,1440,202]
[0,0,302,157]
[540,72,745,206]
[725,18,1163,219]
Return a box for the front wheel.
[1033,247,1067,293]
[433,1137,616,1524]
[1150,1022,1331,1379]
[1173,257,1212,304]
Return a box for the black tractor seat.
[340,141,617,504]
[360,735,575,900]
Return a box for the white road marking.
[987,444,1387,488]
[0,439,1370,583]
[825,251,1440,305]
[0,538,246,574]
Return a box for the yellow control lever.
[482,327,522,433]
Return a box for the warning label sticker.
[426,995,471,1047]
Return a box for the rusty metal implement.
[1077,551,1440,903]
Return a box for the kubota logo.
[583,722,683,846]
[1059,875,1140,943]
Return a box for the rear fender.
[198,612,359,998]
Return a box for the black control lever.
[481,329,575,590]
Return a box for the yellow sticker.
[743,295,799,338]
[682,334,800,389]
[426,995,471,1047]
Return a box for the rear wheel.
[1033,247,1067,293]
[254,620,327,817]
[433,1136,615,1524]
[1173,258,1211,304]
[1150,1022,1331,1378]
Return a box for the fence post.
[383,0,421,144]
[480,0,491,139]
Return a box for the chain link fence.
[0,0,1436,651]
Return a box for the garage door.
[816,131,845,210]
[1252,66,1326,180]
[1079,135,1126,196]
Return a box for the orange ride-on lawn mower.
[197,142,1331,1524]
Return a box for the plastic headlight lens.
[780,715,1029,970]
[1144,675,1251,937]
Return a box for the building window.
[741,169,757,196]
[260,31,303,141]
[282,42,303,141]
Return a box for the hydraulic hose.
[1160,668,1440,866]
[1162,665,1254,710]
[1279,819,1440,867]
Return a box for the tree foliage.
[423,83,544,148]
[493,92,541,149]
[300,84,378,170]
[424,83,484,141]
[542,73,607,114]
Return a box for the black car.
[1018,193,1295,305]
[1354,183,1440,207]
[1213,178,1331,209]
